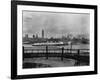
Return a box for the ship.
[32,41,66,46]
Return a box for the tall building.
[42,29,44,38]
[36,34,38,38]
[25,34,28,39]
[33,34,35,38]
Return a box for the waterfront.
[23,43,89,49]
[22,10,90,69]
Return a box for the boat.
[32,42,64,46]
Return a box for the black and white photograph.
[11,1,97,79]
[22,11,90,69]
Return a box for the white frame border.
[17,5,94,75]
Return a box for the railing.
[23,46,89,62]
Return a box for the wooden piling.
[46,46,48,59]
[61,47,64,61]
[23,46,24,61]
[77,49,80,65]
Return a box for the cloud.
[23,11,90,38]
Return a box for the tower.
[33,34,35,38]
[42,29,44,38]
[36,34,38,38]
[25,34,28,39]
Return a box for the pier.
[23,46,89,65]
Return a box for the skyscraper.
[42,29,44,38]
[33,34,35,38]
[25,34,28,39]
[36,34,38,38]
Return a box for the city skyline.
[23,11,90,38]
[23,30,89,39]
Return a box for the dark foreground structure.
[23,46,89,68]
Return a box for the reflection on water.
[23,44,90,68]
[23,44,89,49]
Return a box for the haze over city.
[23,11,90,38]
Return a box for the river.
[23,43,89,50]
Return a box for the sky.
[23,11,90,38]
